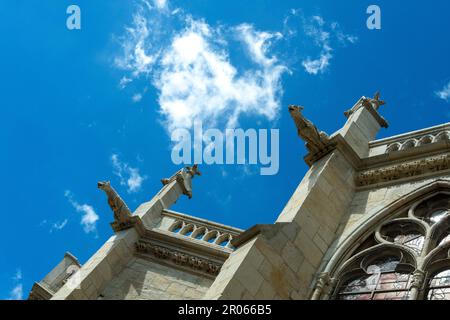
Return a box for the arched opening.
[325,189,450,300]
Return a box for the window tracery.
[333,192,450,300]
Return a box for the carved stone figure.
[134,240,222,276]
[288,105,331,154]
[362,91,386,111]
[161,164,201,199]
[98,181,134,231]
[345,91,386,117]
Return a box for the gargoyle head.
[97,181,111,191]
[185,164,201,177]
[288,105,304,114]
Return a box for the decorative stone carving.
[135,241,222,276]
[161,164,201,199]
[98,181,138,232]
[316,272,330,290]
[344,92,388,128]
[289,105,336,165]
[362,91,385,111]
[289,105,331,154]
[356,154,450,186]
[411,270,425,289]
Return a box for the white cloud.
[13,269,22,281]
[40,218,69,233]
[290,14,357,75]
[9,284,23,300]
[8,269,23,300]
[119,76,132,89]
[115,5,355,131]
[51,219,68,233]
[64,191,99,234]
[436,82,450,102]
[302,52,332,75]
[153,0,167,10]
[111,154,146,193]
[156,19,288,130]
[132,93,143,102]
[117,10,288,131]
[114,11,158,77]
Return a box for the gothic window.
[332,192,450,300]
[337,256,413,300]
[427,269,450,300]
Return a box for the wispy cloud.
[9,284,23,300]
[64,191,99,234]
[156,19,288,130]
[111,154,146,193]
[8,269,23,300]
[281,10,357,75]
[114,3,288,131]
[436,82,450,102]
[119,76,132,89]
[13,269,22,281]
[114,3,355,131]
[299,15,357,75]
[132,93,143,102]
[40,219,69,233]
[51,219,68,233]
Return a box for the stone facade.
[28,94,450,300]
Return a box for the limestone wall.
[100,257,212,300]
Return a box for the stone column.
[409,270,425,300]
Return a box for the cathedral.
[28,94,450,300]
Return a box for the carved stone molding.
[161,165,201,199]
[411,270,425,289]
[344,92,389,128]
[98,181,144,233]
[288,105,337,165]
[135,241,222,276]
[356,154,450,187]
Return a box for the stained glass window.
[427,270,450,300]
[393,233,424,255]
[427,210,449,224]
[438,233,450,247]
[333,192,450,301]
[338,257,412,300]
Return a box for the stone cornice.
[356,153,450,187]
[135,240,223,278]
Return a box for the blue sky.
[1,0,450,300]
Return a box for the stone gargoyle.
[361,91,385,111]
[161,164,201,199]
[288,105,331,155]
[98,181,136,232]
